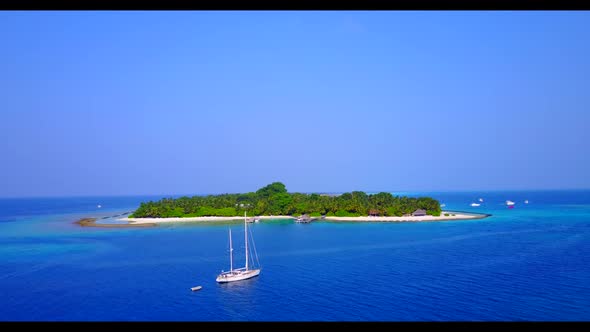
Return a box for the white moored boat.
[471,203,481,207]
[216,212,261,283]
[506,200,515,206]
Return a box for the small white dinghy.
[191,286,202,291]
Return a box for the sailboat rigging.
[216,212,261,283]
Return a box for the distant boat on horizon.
[524,200,529,204]
[216,212,261,283]
[479,198,484,202]
[97,204,102,208]
[506,200,515,206]
[470,203,481,207]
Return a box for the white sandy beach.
[120,212,486,225]
[323,212,485,222]
[121,215,296,224]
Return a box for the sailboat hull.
[216,269,261,283]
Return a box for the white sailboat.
[216,212,261,283]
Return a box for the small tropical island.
[110,182,489,225]
[129,182,441,218]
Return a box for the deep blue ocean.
[1,190,589,321]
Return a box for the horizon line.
[2,187,590,199]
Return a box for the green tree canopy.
[130,182,441,218]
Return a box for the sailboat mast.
[245,211,249,271]
[229,228,233,272]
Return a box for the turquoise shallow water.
[0,191,589,321]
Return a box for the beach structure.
[412,209,427,216]
[216,212,261,283]
[246,216,261,223]
[295,214,312,223]
[368,209,380,217]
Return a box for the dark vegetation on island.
[129,182,442,219]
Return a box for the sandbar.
[75,217,156,228]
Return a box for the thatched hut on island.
[412,209,427,216]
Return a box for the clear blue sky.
[1,11,589,197]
